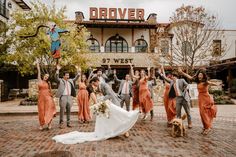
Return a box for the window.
[160,40,169,55]
[135,39,148,52]
[181,41,192,56]
[87,37,100,52]
[105,34,128,52]
[212,40,221,57]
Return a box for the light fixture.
[141,35,144,40]
[115,34,119,40]
[8,2,12,9]
[90,34,95,45]
[115,34,119,45]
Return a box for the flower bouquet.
[90,100,110,118]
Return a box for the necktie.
[66,81,69,95]
[125,81,128,94]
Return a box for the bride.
[52,77,139,144]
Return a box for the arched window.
[87,36,100,52]
[105,34,128,52]
[160,40,169,55]
[135,37,148,52]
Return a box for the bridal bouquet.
[91,101,110,118]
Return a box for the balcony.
[0,3,9,19]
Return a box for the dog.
[171,114,187,137]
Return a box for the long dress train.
[52,100,139,144]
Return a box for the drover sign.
[89,7,145,20]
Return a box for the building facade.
[0,0,30,101]
[74,7,236,95]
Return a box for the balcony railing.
[0,3,9,19]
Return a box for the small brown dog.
[171,114,187,137]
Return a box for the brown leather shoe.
[59,123,65,129]
[67,123,73,128]
[188,122,193,129]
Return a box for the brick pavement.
[0,112,236,157]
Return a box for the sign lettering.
[90,7,144,20]
[102,58,133,64]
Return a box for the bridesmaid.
[179,68,217,135]
[36,61,56,130]
[130,64,153,120]
[161,66,176,126]
[77,74,91,123]
[131,70,140,110]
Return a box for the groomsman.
[55,65,81,129]
[158,70,192,128]
[91,64,112,83]
[113,69,133,111]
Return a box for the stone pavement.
[0,101,236,157]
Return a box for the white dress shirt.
[121,81,129,94]
[62,80,71,96]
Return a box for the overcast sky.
[26,0,236,29]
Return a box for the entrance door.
[112,67,130,93]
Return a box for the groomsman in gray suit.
[91,64,112,83]
[159,70,192,128]
[55,65,81,129]
[113,69,132,111]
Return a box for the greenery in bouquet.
[91,101,110,118]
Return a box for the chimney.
[147,13,157,24]
[75,11,84,22]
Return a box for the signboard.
[102,58,133,64]
[90,7,144,20]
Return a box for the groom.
[90,77,121,106]
[55,64,81,129]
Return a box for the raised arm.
[36,61,42,82]
[55,64,61,82]
[146,66,151,79]
[73,66,81,82]
[207,81,219,86]
[57,28,69,33]
[88,68,96,83]
[113,69,122,83]
[129,63,139,80]
[178,67,194,80]
[159,65,171,83]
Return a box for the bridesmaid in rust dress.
[132,70,140,110]
[130,64,153,120]
[161,67,176,126]
[36,61,56,130]
[179,68,218,135]
[77,74,91,123]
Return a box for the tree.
[4,0,89,76]
[167,5,226,73]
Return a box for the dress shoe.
[188,122,193,129]
[39,126,43,131]
[67,123,73,128]
[59,123,65,129]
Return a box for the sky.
[25,0,236,29]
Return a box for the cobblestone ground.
[0,113,236,157]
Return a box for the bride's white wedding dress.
[52,100,139,144]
